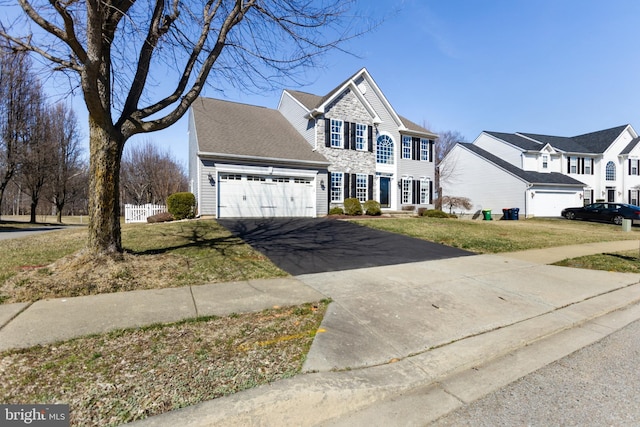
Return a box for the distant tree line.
[0,47,187,223]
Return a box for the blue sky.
[79,1,640,166]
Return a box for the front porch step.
[383,210,417,218]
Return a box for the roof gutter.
[198,151,331,167]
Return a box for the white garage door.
[535,191,579,217]
[218,174,314,218]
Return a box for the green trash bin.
[482,209,492,220]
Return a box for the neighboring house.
[189,68,438,218]
[441,124,640,218]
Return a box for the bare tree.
[442,195,472,215]
[0,47,39,219]
[0,1,365,256]
[121,139,187,206]
[46,103,84,223]
[17,89,56,223]
[435,130,466,210]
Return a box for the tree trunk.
[30,198,37,223]
[87,118,125,255]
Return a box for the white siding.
[473,133,523,167]
[441,145,528,217]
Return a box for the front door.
[607,188,616,203]
[380,177,390,208]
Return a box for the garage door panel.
[535,191,579,217]
[218,174,314,218]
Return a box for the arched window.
[606,161,616,181]
[376,134,394,164]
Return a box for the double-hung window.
[420,139,429,161]
[584,158,592,175]
[631,159,639,175]
[330,119,343,148]
[401,178,412,204]
[584,189,592,205]
[330,172,343,202]
[420,179,430,204]
[355,123,367,151]
[631,190,639,206]
[355,174,368,202]
[402,136,412,160]
[569,157,578,174]
[542,155,548,169]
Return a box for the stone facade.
[316,88,377,208]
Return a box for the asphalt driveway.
[218,218,473,275]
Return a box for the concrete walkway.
[2,240,640,426]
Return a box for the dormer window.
[542,154,548,169]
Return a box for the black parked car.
[561,202,640,225]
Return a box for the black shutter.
[412,137,420,161]
[350,122,357,150]
[343,121,349,149]
[412,180,419,204]
[591,159,594,175]
[429,140,434,162]
[324,118,331,148]
[567,157,571,173]
[368,125,373,152]
[629,159,632,175]
[629,190,632,204]
[327,173,332,209]
[343,173,350,199]
[429,180,433,204]
[351,174,357,199]
[580,158,584,174]
[368,175,373,201]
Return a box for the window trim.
[376,134,395,164]
[420,178,430,204]
[355,173,368,203]
[420,139,429,161]
[606,161,616,181]
[355,123,367,151]
[401,178,412,204]
[330,119,343,148]
[330,172,344,202]
[402,135,412,160]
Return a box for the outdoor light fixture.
[207,173,215,186]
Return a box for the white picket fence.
[124,204,167,223]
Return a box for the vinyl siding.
[441,145,528,216]
[473,133,523,168]
[198,159,218,215]
[188,109,201,211]
[278,92,316,147]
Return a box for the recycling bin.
[512,208,520,220]
[482,209,492,220]
[502,208,511,220]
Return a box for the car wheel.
[613,215,624,225]
[565,211,576,220]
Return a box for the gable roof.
[486,125,630,154]
[621,136,640,155]
[285,68,435,137]
[191,97,328,164]
[460,143,585,186]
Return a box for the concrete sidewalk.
[2,240,640,426]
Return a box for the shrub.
[363,200,381,216]
[343,198,363,216]
[147,212,174,223]
[167,192,196,220]
[421,209,452,218]
[329,206,344,215]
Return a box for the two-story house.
[188,68,437,218]
[440,124,640,218]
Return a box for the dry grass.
[0,302,328,427]
[0,220,286,304]
[352,217,640,253]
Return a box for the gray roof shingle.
[461,143,585,186]
[192,97,328,164]
[489,125,629,154]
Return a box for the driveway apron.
[217,218,473,275]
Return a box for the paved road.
[218,218,474,275]
[430,318,640,426]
